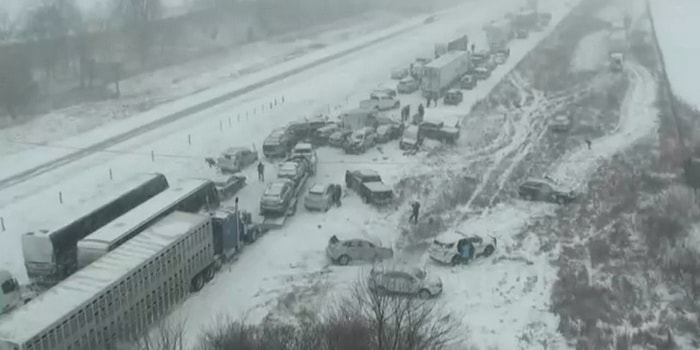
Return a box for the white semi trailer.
[421,50,470,98]
[0,210,244,350]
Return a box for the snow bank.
[649,0,700,109]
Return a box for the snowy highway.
[0,0,580,347]
[0,0,555,278]
[8,0,678,347]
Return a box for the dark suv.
[518,178,576,204]
[263,128,292,158]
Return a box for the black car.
[518,178,576,204]
[263,128,293,158]
[460,74,476,90]
[443,90,463,105]
[213,175,246,200]
[285,117,329,144]
[345,169,393,205]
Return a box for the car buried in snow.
[277,160,307,184]
[391,67,409,80]
[368,265,443,299]
[518,177,577,204]
[326,235,394,265]
[474,66,491,80]
[428,233,497,265]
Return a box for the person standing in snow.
[334,184,342,207]
[585,139,592,150]
[257,162,265,181]
[409,201,420,224]
[418,104,425,118]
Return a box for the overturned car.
[428,233,497,265]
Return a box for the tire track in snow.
[547,62,659,189]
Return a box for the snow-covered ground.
[0,12,402,156]
[0,0,582,348]
[571,31,609,72]
[649,0,700,109]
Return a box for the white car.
[428,233,497,265]
[550,114,572,132]
[326,235,394,265]
[368,265,442,299]
[305,183,335,212]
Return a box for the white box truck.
[421,51,470,99]
[485,19,513,52]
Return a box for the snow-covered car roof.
[553,115,570,122]
[293,142,314,151]
[279,162,301,174]
[434,231,471,243]
[399,76,415,83]
[447,89,461,94]
[475,66,489,72]
[372,264,427,279]
[265,179,293,195]
[364,182,392,192]
[353,168,380,177]
[309,183,329,194]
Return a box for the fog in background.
[0,0,450,125]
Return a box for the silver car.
[326,235,393,265]
[368,266,443,299]
[305,183,334,212]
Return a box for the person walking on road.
[257,162,265,181]
[585,139,592,150]
[409,201,421,224]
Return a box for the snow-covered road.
[549,62,659,190]
[0,0,547,281]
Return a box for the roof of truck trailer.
[425,51,467,68]
[79,178,210,245]
[0,211,208,344]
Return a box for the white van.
[399,125,421,150]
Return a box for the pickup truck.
[359,92,400,111]
[419,113,461,144]
[345,169,394,206]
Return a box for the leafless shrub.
[197,276,459,350]
[118,318,186,350]
[328,276,459,350]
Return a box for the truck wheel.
[204,266,216,282]
[418,289,432,299]
[248,229,259,243]
[451,255,461,266]
[191,274,205,292]
[337,255,351,265]
[483,245,495,257]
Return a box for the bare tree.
[327,275,459,350]
[112,0,162,62]
[0,51,37,118]
[22,0,82,81]
[662,224,700,301]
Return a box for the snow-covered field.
[649,0,700,109]
[0,12,403,157]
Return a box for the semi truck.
[513,9,538,36]
[485,19,513,52]
[447,35,468,51]
[21,172,169,289]
[0,210,252,350]
[421,50,470,99]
